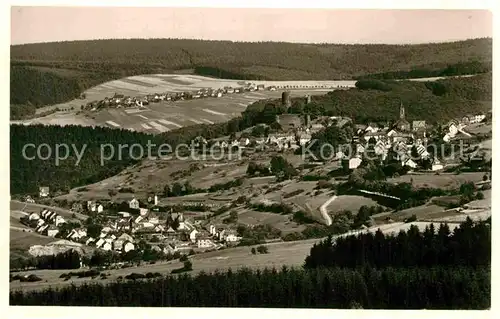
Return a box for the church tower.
[399,101,405,119]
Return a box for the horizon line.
[11,36,493,47]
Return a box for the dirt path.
[319,195,336,226]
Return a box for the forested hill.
[10,38,492,109]
[11,38,492,79]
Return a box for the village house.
[343,156,362,170]
[296,131,312,146]
[95,238,105,249]
[24,195,35,203]
[197,236,216,249]
[118,211,131,218]
[239,137,250,147]
[224,232,239,243]
[431,158,444,171]
[86,237,95,246]
[28,212,40,221]
[363,131,386,142]
[189,229,199,243]
[129,198,140,210]
[39,186,50,198]
[55,215,66,227]
[139,207,149,216]
[36,224,49,234]
[412,120,426,132]
[47,225,59,238]
[403,158,418,169]
[67,228,87,241]
[414,144,430,160]
[154,225,165,233]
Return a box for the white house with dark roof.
[129,198,140,210]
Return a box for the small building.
[129,198,140,210]
[197,237,215,249]
[154,225,165,233]
[189,229,199,243]
[47,226,59,238]
[55,215,66,227]
[28,213,40,221]
[431,158,444,171]
[139,208,149,216]
[102,242,113,251]
[95,238,105,248]
[225,233,239,243]
[403,158,418,169]
[39,187,50,198]
[118,211,131,218]
[412,120,426,132]
[343,157,362,170]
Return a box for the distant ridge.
[10,37,492,112]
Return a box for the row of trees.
[304,218,491,269]
[356,60,491,80]
[10,265,490,308]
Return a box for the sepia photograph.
[8,5,493,309]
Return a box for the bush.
[316,180,333,189]
[179,255,189,262]
[125,273,146,280]
[20,274,42,282]
[251,247,256,255]
[256,245,269,254]
[404,214,417,223]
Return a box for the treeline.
[162,178,244,197]
[357,60,492,80]
[304,218,491,269]
[10,266,490,308]
[10,250,81,271]
[193,66,270,80]
[10,66,104,107]
[10,38,491,108]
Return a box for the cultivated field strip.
[20,74,458,133]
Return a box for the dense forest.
[10,219,491,308]
[10,37,491,108]
[305,218,490,269]
[10,124,163,195]
[243,73,492,125]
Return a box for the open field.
[387,172,485,190]
[10,219,467,293]
[10,229,55,252]
[10,201,87,221]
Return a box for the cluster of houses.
[23,195,241,257]
[442,113,485,143]
[81,83,277,112]
[26,209,67,238]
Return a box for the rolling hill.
[11,38,492,110]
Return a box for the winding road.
[319,195,337,226]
